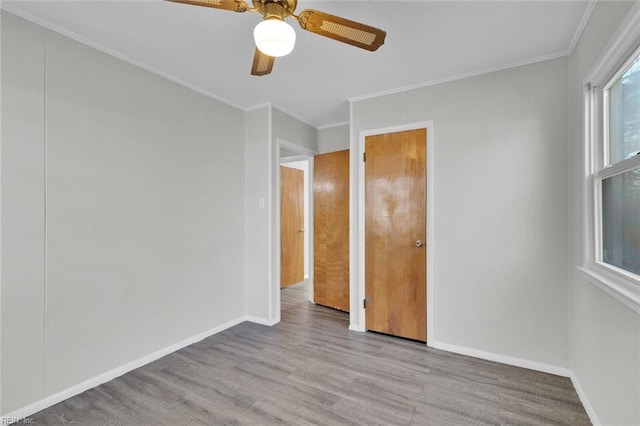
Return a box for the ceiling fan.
[168,0,387,76]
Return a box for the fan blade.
[167,0,249,12]
[251,48,275,76]
[296,9,386,51]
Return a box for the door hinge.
[363,152,366,162]
[363,297,371,309]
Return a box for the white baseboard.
[568,370,601,426]
[0,316,247,424]
[431,341,571,377]
[432,341,601,426]
[244,315,280,326]
[348,324,365,332]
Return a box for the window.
[582,5,640,313]
[598,52,640,278]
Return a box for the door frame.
[273,139,317,315]
[355,121,435,346]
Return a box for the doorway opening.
[276,139,316,315]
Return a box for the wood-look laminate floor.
[29,284,590,425]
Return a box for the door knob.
[415,240,424,248]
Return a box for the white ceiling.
[3,0,593,127]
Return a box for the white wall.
[351,58,570,368]
[318,124,349,154]
[567,2,640,424]
[1,12,46,412]
[1,11,246,415]
[272,109,317,153]
[205,98,246,328]
[244,107,271,321]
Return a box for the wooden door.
[281,166,304,288]
[365,128,426,341]
[314,150,350,312]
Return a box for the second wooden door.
[281,166,304,288]
[365,128,427,342]
[314,150,350,312]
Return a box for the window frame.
[581,3,640,314]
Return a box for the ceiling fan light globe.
[253,19,296,57]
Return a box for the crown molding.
[348,50,569,104]
[317,121,349,130]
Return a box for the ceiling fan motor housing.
[255,0,297,19]
[264,2,286,20]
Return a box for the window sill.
[578,265,640,314]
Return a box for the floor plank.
[27,284,591,425]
